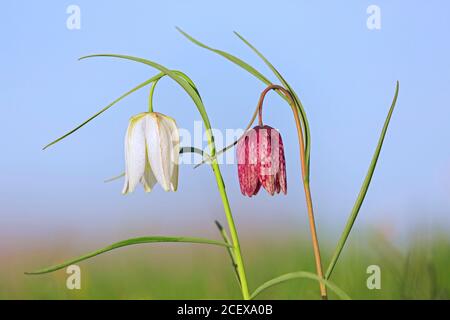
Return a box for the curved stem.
[148,80,159,112]
[215,220,241,288]
[147,64,251,299]
[260,84,328,299]
[48,52,251,299]
[211,161,250,299]
[149,80,250,298]
[250,271,350,300]
[150,74,251,299]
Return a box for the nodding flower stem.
[148,80,159,112]
[149,73,251,300]
[258,84,328,299]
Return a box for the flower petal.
[122,113,147,194]
[170,162,179,192]
[237,128,260,197]
[144,113,179,192]
[141,160,157,192]
[278,133,287,194]
[258,126,277,195]
[163,115,180,192]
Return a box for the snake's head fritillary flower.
[122,112,179,194]
[237,125,287,197]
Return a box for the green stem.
[215,220,241,288]
[146,71,250,298]
[79,54,251,299]
[210,161,250,299]
[148,80,159,112]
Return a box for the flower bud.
[237,125,287,197]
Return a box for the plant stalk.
[148,80,159,112]
[210,161,250,299]
[258,84,328,299]
[146,69,250,299]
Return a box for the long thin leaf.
[325,81,400,279]
[43,74,162,150]
[215,220,241,287]
[104,172,125,183]
[177,28,311,176]
[250,271,351,300]
[43,69,197,150]
[25,236,230,275]
[177,27,272,85]
[233,31,312,178]
[79,54,217,156]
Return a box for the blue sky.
[1,1,449,246]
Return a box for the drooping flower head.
[123,112,179,194]
[237,125,287,197]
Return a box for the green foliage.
[7,232,449,299]
[25,236,230,275]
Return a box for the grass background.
[2,229,448,300]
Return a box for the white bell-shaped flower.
[122,112,179,194]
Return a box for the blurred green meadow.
[1,229,448,300]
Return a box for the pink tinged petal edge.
[258,126,276,196]
[236,125,287,197]
[278,133,287,194]
[237,129,260,197]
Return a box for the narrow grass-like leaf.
[215,220,241,287]
[43,74,163,150]
[177,28,311,176]
[177,27,272,85]
[43,69,197,150]
[79,54,217,156]
[233,31,311,179]
[325,81,400,279]
[25,236,230,275]
[250,271,351,300]
[104,172,125,183]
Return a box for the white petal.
[159,113,180,191]
[122,114,147,194]
[144,113,179,192]
[170,162,179,191]
[164,116,179,191]
[141,160,157,192]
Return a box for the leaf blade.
[215,220,241,287]
[43,74,163,150]
[177,28,311,175]
[80,54,217,155]
[25,236,230,275]
[325,81,400,279]
[250,271,351,300]
[176,27,272,85]
[233,31,312,178]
